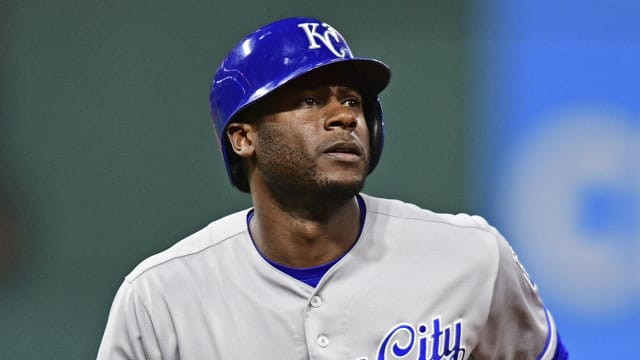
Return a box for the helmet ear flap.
[365,99,385,174]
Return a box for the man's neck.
[249,191,361,268]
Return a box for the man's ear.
[226,122,257,158]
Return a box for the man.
[98,17,568,359]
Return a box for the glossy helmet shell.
[209,17,391,192]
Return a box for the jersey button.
[310,295,323,308]
[317,335,330,348]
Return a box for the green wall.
[0,1,469,358]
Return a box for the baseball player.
[97,17,568,359]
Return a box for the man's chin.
[261,165,367,203]
[315,177,366,199]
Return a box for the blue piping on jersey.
[537,308,569,360]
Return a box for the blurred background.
[1,0,637,358]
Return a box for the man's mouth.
[323,141,363,161]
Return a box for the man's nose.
[323,99,358,130]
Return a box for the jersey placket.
[303,274,350,359]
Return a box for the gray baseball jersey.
[97,194,562,359]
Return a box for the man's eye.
[343,98,361,107]
[303,97,318,106]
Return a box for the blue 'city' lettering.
[376,317,465,360]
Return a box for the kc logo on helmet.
[297,22,347,58]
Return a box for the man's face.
[251,67,371,199]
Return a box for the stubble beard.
[255,124,368,205]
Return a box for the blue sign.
[471,1,640,358]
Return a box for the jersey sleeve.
[471,229,568,359]
[96,280,163,360]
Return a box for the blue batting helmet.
[209,17,391,192]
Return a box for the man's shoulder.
[361,193,497,235]
[124,208,251,284]
[361,194,503,286]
